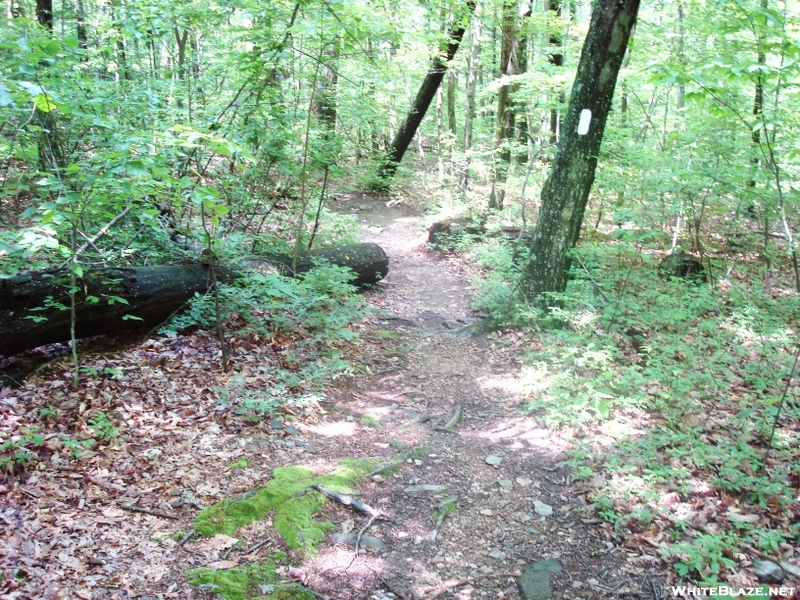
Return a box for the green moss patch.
[186,553,313,600]
[229,458,249,470]
[194,459,378,553]
[360,414,382,428]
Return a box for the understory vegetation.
[1,0,799,592]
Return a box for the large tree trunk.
[519,0,640,303]
[36,0,52,30]
[0,243,388,357]
[379,0,476,180]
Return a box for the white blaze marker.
[577,109,592,135]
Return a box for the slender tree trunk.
[447,70,457,137]
[676,2,686,109]
[75,0,88,53]
[379,0,476,180]
[489,0,531,209]
[749,0,767,190]
[7,0,24,18]
[314,41,339,166]
[519,0,641,303]
[489,0,516,210]
[109,0,130,80]
[548,0,565,144]
[460,6,482,188]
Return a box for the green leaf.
[126,160,150,176]
[33,93,57,113]
[0,84,12,107]
[122,314,144,321]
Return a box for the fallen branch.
[433,404,462,433]
[425,571,521,600]
[354,513,379,555]
[58,206,132,269]
[120,503,179,520]
[365,452,414,478]
[310,484,380,516]
[176,530,196,547]
[245,537,274,556]
[430,496,458,542]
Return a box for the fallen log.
[263,242,389,287]
[0,243,388,357]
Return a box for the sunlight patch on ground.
[476,372,526,398]
[364,390,411,403]
[470,417,573,452]
[305,420,358,437]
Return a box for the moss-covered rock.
[193,459,378,553]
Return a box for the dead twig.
[245,536,273,555]
[120,503,179,520]
[365,453,412,478]
[433,404,462,433]
[310,485,380,516]
[177,530,196,547]
[425,571,521,599]
[430,496,458,542]
[354,513,379,555]
[58,206,132,269]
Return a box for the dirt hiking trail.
[293,192,657,599]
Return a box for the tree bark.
[548,0,565,143]
[379,0,476,180]
[0,243,388,357]
[519,0,640,303]
[36,0,52,30]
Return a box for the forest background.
[1,0,800,591]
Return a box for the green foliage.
[229,458,249,471]
[666,532,739,579]
[87,411,121,442]
[60,436,94,459]
[470,237,799,581]
[0,427,43,471]
[39,406,57,421]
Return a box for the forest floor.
[1,192,670,599]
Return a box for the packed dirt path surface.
[300,193,652,599]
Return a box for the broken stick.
[433,404,462,433]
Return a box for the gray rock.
[331,533,386,550]
[752,558,785,584]
[517,560,563,600]
[485,455,503,466]
[533,500,553,517]
[488,549,507,561]
[498,479,513,489]
[404,484,450,494]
